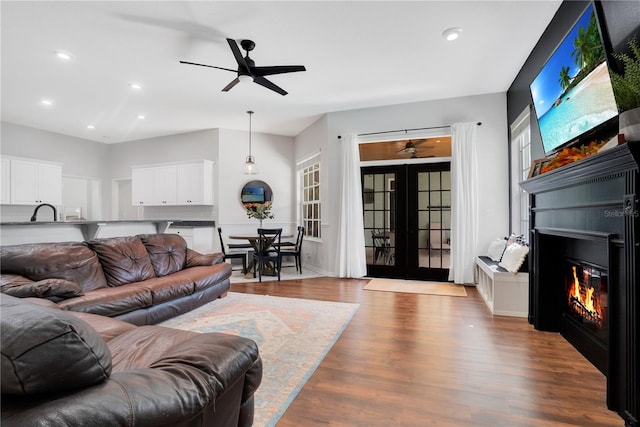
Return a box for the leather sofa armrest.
[185,248,224,267]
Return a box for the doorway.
[362,162,450,281]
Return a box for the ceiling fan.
[180,38,306,96]
[396,139,435,158]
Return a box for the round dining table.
[229,233,293,277]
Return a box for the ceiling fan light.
[238,74,253,83]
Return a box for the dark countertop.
[0,220,215,227]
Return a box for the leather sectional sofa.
[0,233,232,325]
[1,293,262,426]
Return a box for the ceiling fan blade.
[254,76,288,96]
[222,77,240,92]
[226,38,249,72]
[252,65,306,77]
[179,60,236,73]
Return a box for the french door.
[362,162,451,281]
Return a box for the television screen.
[530,3,619,155]
[241,186,265,203]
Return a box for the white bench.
[475,256,529,317]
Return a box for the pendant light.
[243,110,258,174]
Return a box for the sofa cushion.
[0,294,112,395]
[0,274,83,301]
[57,284,153,316]
[138,274,195,305]
[0,242,108,291]
[88,237,156,287]
[186,248,224,268]
[138,234,188,277]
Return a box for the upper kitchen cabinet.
[8,158,62,205]
[132,160,214,206]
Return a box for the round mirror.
[241,180,273,209]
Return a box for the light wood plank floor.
[230,277,623,426]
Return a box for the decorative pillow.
[486,238,507,262]
[507,233,527,246]
[1,294,112,395]
[499,243,529,273]
[0,275,83,301]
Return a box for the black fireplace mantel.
[521,141,639,426]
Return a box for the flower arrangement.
[245,201,274,221]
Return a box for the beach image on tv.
[530,4,618,154]
[241,186,265,203]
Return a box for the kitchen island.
[0,220,215,246]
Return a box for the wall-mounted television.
[241,186,265,203]
[530,2,619,155]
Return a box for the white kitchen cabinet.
[131,160,213,206]
[1,158,10,204]
[153,165,177,205]
[10,159,62,205]
[176,161,213,205]
[131,167,155,205]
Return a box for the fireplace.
[521,141,639,426]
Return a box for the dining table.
[229,233,293,277]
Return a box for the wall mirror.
[240,180,273,209]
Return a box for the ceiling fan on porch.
[396,139,435,158]
[179,38,306,96]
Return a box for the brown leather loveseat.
[0,233,231,325]
[1,294,262,426]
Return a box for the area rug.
[364,278,467,296]
[159,292,359,427]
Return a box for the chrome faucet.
[30,203,58,222]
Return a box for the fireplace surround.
[521,141,639,426]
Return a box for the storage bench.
[475,255,529,317]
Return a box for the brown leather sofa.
[1,294,262,427]
[0,234,232,325]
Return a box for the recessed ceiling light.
[137,114,146,120]
[129,83,142,90]
[40,98,53,106]
[54,50,74,61]
[442,27,462,41]
[87,124,95,130]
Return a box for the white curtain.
[335,133,367,278]
[448,122,478,284]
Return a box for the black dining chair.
[280,226,305,273]
[217,227,249,274]
[253,228,282,282]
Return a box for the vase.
[259,219,263,229]
[619,107,640,142]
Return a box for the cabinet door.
[10,159,39,204]
[176,161,213,205]
[1,158,10,204]
[153,165,177,205]
[37,163,62,205]
[132,167,154,205]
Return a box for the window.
[510,107,531,240]
[298,154,321,239]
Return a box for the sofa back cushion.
[138,234,187,277]
[88,237,156,287]
[0,242,108,291]
[1,294,112,395]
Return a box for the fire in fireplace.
[564,260,608,344]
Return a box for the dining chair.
[217,227,249,274]
[371,229,391,264]
[280,226,305,273]
[253,228,282,282]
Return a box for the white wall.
[294,92,510,276]
[217,128,296,241]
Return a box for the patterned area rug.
[160,292,359,427]
[364,278,467,296]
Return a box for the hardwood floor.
[230,277,623,427]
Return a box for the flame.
[569,265,600,323]
[585,287,596,312]
[572,266,580,299]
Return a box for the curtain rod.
[357,122,481,137]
